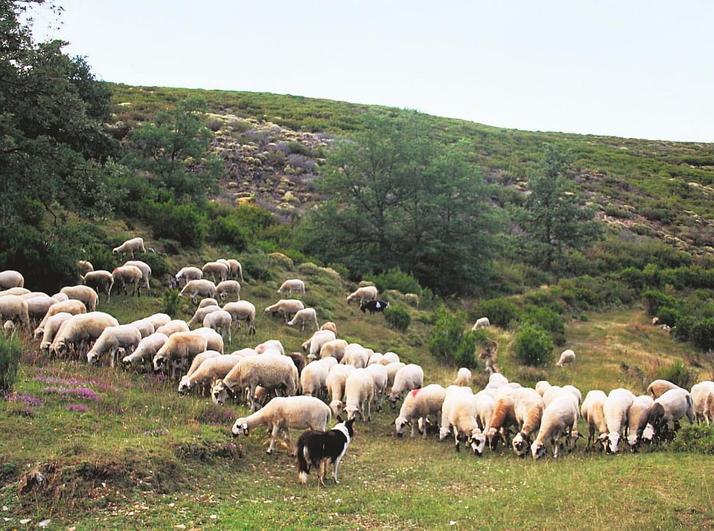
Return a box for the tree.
[520,147,601,271]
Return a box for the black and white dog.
[360,299,389,314]
[297,418,355,487]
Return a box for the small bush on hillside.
[146,202,207,247]
[672,316,695,341]
[208,216,248,250]
[691,318,714,351]
[656,360,695,389]
[138,252,170,278]
[84,243,117,273]
[242,254,274,282]
[428,307,478,368]
[368,268,422,296]
[0,336,22,395]
[655,306,681,328]
[643,289,678,317]
[472,298,520,329]
[670,424,714,454]
[513,324,553,367]
[161,289,181,317]
[522,305,566,346]
[384,305,411,331]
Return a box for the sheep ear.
[336,415,343,423]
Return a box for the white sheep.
[87,325,142,367]
[198,298,219,309]
[220,258,244,282]
[346,286,378,305]
[365,363,388,409]
[60,285,98,312]
[81,271,113,302]
[111,265,143,297]
[175,266,203,287]
[556,349,576,367]
[626,395,655,449]
[38,312,73,353]
[453,367,472,387]
[216,280,241,301]
[471,317,490,330]
[23,295,54,325]
[179,279,217,303]
[531,395,579,459]
[302,329,336,359]
[381,352,400,365]
[112,237,146,258]
[320,339,348,362]
[647,379,680,399]
[0,295,30,331]
[535,380,551,397]
[581,390,608,451]
[388,364,424,407]
[77,260,94,275]
[223,301,256,334]
[255,339,285,356]
[643,388,694,442]
[190,327,224,353]
[473,390,496,436]
[394,384,447,438]
[121,332,169,370]
[341,343,370,369]
[50,292,68,303]
[511,388,546,456]
[178,352,242,395]
[129,318,155,338]
[367,352,384,366]
[320,321,337,333]
[440,386,486,454]
[34,299,86,337]
[155,319,190,337]
[385,362,405,388]
[50,312,119,358]
[265,299,305,323]
[300,357,337,399]
[691,381,714,424]
[124,260,152,290]
[202,261,229,283]
[278,279,306,297]
[152,332,208,377]
[286,308,319,332]
[145,313,171,330]
[603,388,636,453]
[203,309,233,342]
[231,396,331,455]
[188,305,221,328]
[0,270,24,289]
[344,368,375,422]
[326,364,355,416]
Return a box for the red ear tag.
[410,388,420,398]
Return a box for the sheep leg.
[267,424,281,454]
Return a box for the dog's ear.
[346,417,355,428]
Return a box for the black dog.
[297,418,355,487]
[360,299,389,314]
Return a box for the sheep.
[385,362,405,388]
[50,292,68,303]
[255,339,285,356]
[265,299,305,323]
[603,388,636,453]
[216,280,241,301]
[453,368,472,387]
[81,270,114,302]
[439,386,473,439]
[278,279,306,297]
[535,380,551,397]
[473,390,496,435]
[365,363,388,409]
[319,339,348,362]
[188,304,221,328]
[286,308,319,332]
[175,266,203,287]
[288,352,307,376]
[77,260,94,275]
[438,386,486,454]
[203,310,233,342]
[111,265,143,297]
[202,261,229,283]
[543,385,581,408]
[344,369,375,422]
[471,317,490,330]
[38,312,73,353]
[197,298,217,310]
[691,381,714,424]
[218,258,244,282]
[395,384,447,438]
[509,388,546,456]
[367,352,384,366]
[626,395,654,450]
[180,350,223,383]
[129,318,155,338]
[326,364,355,416]
[145,313,171,330]
[190,327,224,353]
[0,287,30,297]
[387,364,424,408]
[3,320,15,339]
[24,295,54,325]
[124,260,152,290]
[50,312,119,358]
[34,299,86,337]
[581,390,609,451]
[121,332,169,371]
[382,352,400,365]
[87,325,142,367]
[0,295,30,330]
[155,320,190,337]
[346,286,378,305]
[0,270,24,289]
[531,395,579,459]
[341,343,370,369]
[112,237,146,258]
[152,332,208,378]
[556,349,576,367]
[178,352,242,395]
[485,394,518,449]
[643,388,694,443]
[320,322,337,333]
[301,358,338,399]
[179,279,217,303]
[647,379,681,399]
[231,396,331,455]
[302,330,336,359]
[60,285,98,312]
[223,301,256,334]
[212,354,298,410]
[404,293,420,308]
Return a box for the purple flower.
[42,386,101,401]
[66,403,90,413]
[6,392,43,408]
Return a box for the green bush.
[522,305,566,346]
[428,307,478,368]
[146,201,207,247]
[384,305,411,331]
[670,423,714,454]
[643,289,678,317]
[513,324,553,367]
[453,331,478,369]
[656,306,681,328]
[690,318,714,351]
[137,252,170,278]
[473,298,520,329]
[656,360,694,389]
[208,216,248,250]
[368,268,422,296]
[161,289,181,317]
[0,336,22,395]
[672,315,696,341]
[242,254,274,282]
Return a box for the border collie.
[297,418,355,487]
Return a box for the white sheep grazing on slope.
[691,381,714,424]
[300,357,338,399]
[190,327,224,353]
[231,396,331,455]
[124,260,152,290]
[511,388,546,457]
[556,349,575,367]
[179,279,217,304]
[202,261,229,283]
[178,352,242,395]
[255,339,285,356]
[326,364,355,417]
[265,299,305,323]
[341,343,370,369]
[385,362,405,388]
[647,379,680,399]
[287,308,319,332]
[50,312,119,358]
[216,280,241,301]
[388,364,424,408]
[473,390,496,435]
[87,325,142,367]
[395,384,447,438]
[344,368,375,422]
[175,266,203,287]
[441,386,486,454]
[453,367,472,387]
[34,299,86,337]
[145,313,171,330]
[0,270,24,289]
[472,317,490,330]
[365,363,388,410]
[22,295,54,326]
[580,390,608,451]
[0,295,31,331]
[346,286,378,305]
[603,388,636,453]
[302,330,336,359]
[219,258,243,282]
[81,270,114,302]
[152,332,208,377]
[113,237,146,258]
[129,318,155,338]
[223,301,256,334]
[367,352,384,366]
[439,386,473,440]
[155,319,190,337]
[643,388,694,443]
[121,332,169,371]
[278,279,306,297]
[320,339,348,362]
[531,394,579,459]
[77,260,94,275]
[626,395,654,450]
[188,305,221,328]
[203,309,232,342]
[60,285,98,312]
[39,312,73,353]
[535,380,551,397]
[111,265,143,297]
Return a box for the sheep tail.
[297,441,310,484]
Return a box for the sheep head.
[394,416,410,437]
[531,441,547,459]
[468,429,486,456]
[232,419,249,437]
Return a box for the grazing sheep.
[320,322,337,333]
[77,260,94,275]
[178,352,242,395]
[301,358,337,399]
[0,270,24,289]
[218,258,244,282]
[50,292,68,303]
[531,395,579,459]
[60,285,98,312]
[556,349,576,367]
[326,364,355,416]
[627,395,655,450]
[121,332,169,371]
[691,381,714,424]
[485,394,518,449]
[188,305,221,328]
[581,390,608,452]
[180,350,223,382]
[124,260,152,290]
[179,279,217,303]
[643,388,694,442]
[404,293,420,308]
[473,390,496,435]
[278,279,306,297]
[365,363,388,409]
[395,384,447,438]
[320,339,348,362]
[23,295,54,325]
[87,325,142,367]
[231,396,331,455]
[198,298,219,309]
[38,312,73,353]
[453,368,472,387]
[112,237,146,258]
[647,379,681,399]
[471,317,490,330]
[367,352,384,366]
[223,301,256,334]
[341,343,370,369]
[50,312,119,358]
[190,327,224,353]
[439,386,473,439]
[153,332,208,377]
[202,261,229,283]
[535,380,551,397]
[302,330,336,359]
[385,362,405,388]
[388,364,424,407]
[382,352,400,365]
[604,388,636,453]
[129,318,155,338]
[0,295,30,330]
[175,266,203,287]
[34,299,86,337]
[216,280,241,301]
[543,385,581,408]
[203,310,233,342]
[81,270,114,302]
[111,265,143,297]
[344,369,375,422]
[511,388,546,457]
[287,308,319,332]
[255,339,285,356]
[145,313,171,330]
[265,299,305,323]
[3,320,15,338]
[346,286,378,305]
[288,352,307,376]
[155,319,190,337]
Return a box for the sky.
[34,1,714,142]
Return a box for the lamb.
[87,325,142,367]
[0,295,30,330]
[145,313,171,330]
[320,322,337,333]
[286,308,319,332]
[319,339,348,362]
[556,349,576,367]
[691,381,714,424]
[531,395,579,459]
[34,299,86,337]
[77,260,94,275]
[190,327,224,353]
[152,332,208,377]
[603,388,636,453]
[344,369,375,422]
[155,319,190,337]
[647,379,680,399]
[346,286,378,305]
[381,352,400,365]
[202,261,229,283]
[124,260,152,290]
[175,266,203,287]
[179,279,217,303]
[301,358,338,399]
[394,384,447,438]
[188,304,221,328]
[203,310,233,342]
[471,317,490,330]
[223,301,256,334]
[511,388,546,457]
[121,332,169,370]
[453,368,472,387]
[385,362,405,388]
[111,265,144,297]
[626,395,655,450]
[81,270,114,302]
[535,380,551,397]
[129,318,155,338]
[278,279,306,297]
[326,365,355,416]
[341,343,371,369]
[38,312,73,353]
[60,285,98,312]
[178,352,242,395]
[0,270,24,289]
[387,364,424,407]
[255,339,285,356]
[580,390,608,451]
[265,299,305,323]
[302,330,336,359]
[216,280,241,301]
[365,363,388,409]
[643,388,694,442]
[231,396,331,455]
[112,237,146,258]
[50,312,119,358]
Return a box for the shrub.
[522,305,566,346]
[208,216,248,250]
[384,305,411,331]
[643,289,677,317]
[84,243,118,273]
[655,306,681,328]
[690,318,714,351]
[146,201,207,247]
[242,254,274,282]
[473,298,520,329]
[453,331,478,369]
[670,423,714,454]
[138,252,170,278]
[368,268,422,296]
[428,307,478,368]
[513,325,553,367]
[161,289,181,317]
[0,336,22,395]
[656,360,695,389]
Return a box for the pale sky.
[35,1,714,142]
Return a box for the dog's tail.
[297,440,310,484]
